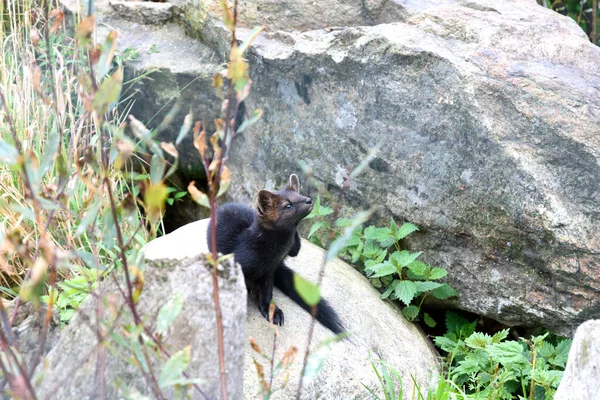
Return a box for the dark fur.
[207,175,344,334]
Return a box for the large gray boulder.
[555,320,600,399]
[62,0,600,335]
[35,225,247,399]
[35,218,439,399]
[187,218,440,399]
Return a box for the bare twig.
[295,174,351,399]
[593,0,598,44]
[203,2,242,398]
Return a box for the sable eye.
[285,204,292,210]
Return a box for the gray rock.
[223,1,600,335]
[35,224,247,399]
[192,218,441,399]
[110,1,173,25]
[555,320,600,399]
[60,0,600,335]
[174,0,406,31]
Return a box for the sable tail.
[274,265,345,335]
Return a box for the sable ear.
[287,174,300,192]
[257,190,279,216]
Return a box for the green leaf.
[150,153,166,184]
[406,260,428,277]
[293,274,320,306]
[364,226,396,248]
[344,234,362,249]
[433,335,459,353]
[389,218,398,237]
[465,332,492,349]
[552,340,571,367]
[389,250,422,268]
[97,31,118,81]
[537,341,554,362]
[40,128,60,176]
[491,328,510,344]
[402,305,419,320]
[156,291,184,336]
[219,0,235,31]
[365,262,396,278]
[361,239,381,259]
[176,109,193,146]
[334,217,355,227]
[0,139,19,165]
[395,223,419,240]
[159,346,191,388]
[236,108,263,134]
[380,280,398,299]
[486,342,529,366]
[75,200,101,237]
[428,267,448,280]
[305,194,321,219]
[92,66,122,115]
[302,342,334,387]
[393,280,418,305]
[424,313,437,328]
[432,284,458,300]
[308,222,326,239]
[326,211,371,263]
[414,281,443,294]
[239,26,264,54]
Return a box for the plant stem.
[593,0,598,44]
[209,187,228,400]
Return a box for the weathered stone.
[226,1,600,335]
[35,227,247,399]
[174,0,406,31]
[555,320,600,399]
[4,300,60,372]
[194,218,440,399]
[110,1,173,25]
[59,0,600,336]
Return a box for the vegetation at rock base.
[363,311,572,399]
[306,194,458,326]
[0,1,207,398]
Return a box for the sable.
[207,174,344,334]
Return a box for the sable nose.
[305,197,313,205]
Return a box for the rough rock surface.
[60,0,600,335]
[35,227,247,399]
[174,0,406,31]
[555,320,600,399]
[194,218,440,399]
[110,1,173,25]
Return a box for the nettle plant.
[434,312,571,400]
[306,195,457,325]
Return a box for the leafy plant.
[363,356,469,400]
[434,312,572,400]
[363,358,404,400]
[306,195,457,325]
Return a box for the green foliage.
[362,359,404,400]
[434,312,572,399]
[293,273,320,306]
[307,195,457,324]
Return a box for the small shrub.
[434,312,572,400]
[306,195,457,325]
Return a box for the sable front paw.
[260,304,284,325]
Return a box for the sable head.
[257,174,313,230]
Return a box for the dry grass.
[0,0,148,299]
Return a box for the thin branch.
[593,0,598,44]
